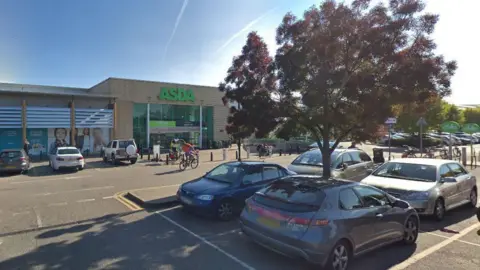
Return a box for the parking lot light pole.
[199,100,203,149]
[147,97,151,148]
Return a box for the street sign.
[385,117,397,124]
[463,123,480,134]
[440,121,461,133]
[416,117,427,127]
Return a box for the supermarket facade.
[0,78,230,155]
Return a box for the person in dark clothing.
[348,142,357,149]
[23,140,30,155]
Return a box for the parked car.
[389,134,441,148]
[103,139,138,165]
[287,148,374,181]
[361,158,477,221]
[0,149,30,174]
[240,175,419,269]
[176,161,296,220]
[49,147,85,171]
[455,133,478,144]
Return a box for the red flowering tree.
[219,32,278,160]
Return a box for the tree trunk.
[237,140,242,161]
[321,134,331,179]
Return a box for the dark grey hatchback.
[239,175,419,270]
[0,149,30,174]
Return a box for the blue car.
[176,161,296,221]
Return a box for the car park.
[176,161,295,221]
[239,175,419,270]
[49,146,85,171]
[361,158,477,221]
[287,148,374,181]
[0,149,30,174]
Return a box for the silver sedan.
[361,158,477,220]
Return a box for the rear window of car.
[0,151,22,158]
[291,150,339,167]
[57,149,80,155]
[118,140,136,148]
[254,180,326,212]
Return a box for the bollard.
[279,149,282,156]
[148,152,150,161]
[140,149,143,159]
[222,148,227,161]
[461,147,467,166]
[209,152,213,162]
[246,147,250,159]
[166,154,169,165]
[155,153,159,162]
[236,151,238,160]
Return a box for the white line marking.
[10,175,92,184]
[77,198,96,203]
[156,211,255,270]
[206,229,242,239]
[391,223,480,270]
[102,196,115,199]
[12,211,30,216]
[421,230,480,247]
[35,211,43,228]
[34,186,114,196]
[48,202,68,207]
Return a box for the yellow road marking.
[113,192,142,211]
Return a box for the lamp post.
[199,100,204,149]
[147,96,151,148]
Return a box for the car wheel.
[326,240,351,270]
[111,155,116,165]
[469,188,477,208]
[130,159,137,164]
[433,198,445,221]
[403,216,419,244]
[217,200,235,221]
[103,155,107,163]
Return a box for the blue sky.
[0,0,477,105]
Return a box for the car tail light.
[57,157,64,161]
[77,157,84,160]
[19,157,25,162]
[286,217,328,232]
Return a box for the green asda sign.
[158,87,195,102]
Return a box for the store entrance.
[150,132,200,153]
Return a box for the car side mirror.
[341,163,348,170]
[243,180,253,186]
[366,168,374,174]
[440,177,457,183]
[392,199,409,209]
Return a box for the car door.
[338,188,377,253]
[348,151,372,181]
[353,185,404,246]
[236,165,264,203]
[334,153,354,180]
[447,163,473,203]
[438,164,460,208]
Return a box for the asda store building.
[0,78,229,154]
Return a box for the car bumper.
[176,192,218,217]
[404,199,435,215]
[114,154,138,161]
[56,160,85,169]
[239,219,328,266]
[0,164,28,172]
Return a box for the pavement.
[0,147,479,269]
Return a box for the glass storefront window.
[133,103,147,148]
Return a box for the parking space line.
[76,198,96,203]
[421,230,480,248]
[10,175,92,184]
[392,223,480,270]
[12,211,30,216]
[156,210,255,270]
[34,210,43,228]
[102,196,115,199]
[47,202,68,207]
[34,186,114,196]
[205,229,241,240]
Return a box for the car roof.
[280,175,357,190]
[224,161,279,166]
[57,147,79,150]
[386,158,455,167]
[304,148,362,155]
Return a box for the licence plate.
[180,196,193,205]
[257,216,280,228]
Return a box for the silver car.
[240,175,419,270]
[287,148,374,181]
[361,158,477,221]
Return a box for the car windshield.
[57,149,80,155]
[372,162,437,182]
[205,164,245,183]
[119,140,135,148]
[291,150,339,167]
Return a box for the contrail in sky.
[216,6,279,53]
[162,0,189,62]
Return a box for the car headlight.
[404,192,430,200]
[196,195,214,201]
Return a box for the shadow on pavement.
[36,223,94,239]
[155,169,184,176]
[419,204,477,233]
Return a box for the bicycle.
[178,151,199,171]
[438,146,461,159]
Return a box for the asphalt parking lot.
[1,154,479,269]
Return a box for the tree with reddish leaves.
[272,0,456,177]
[219,32,278,160]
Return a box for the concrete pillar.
[112,100,117,140]
[462,147,467,166]
[70,98,76,147]
[21,100,27,142]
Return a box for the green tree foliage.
[463,108,480,124]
